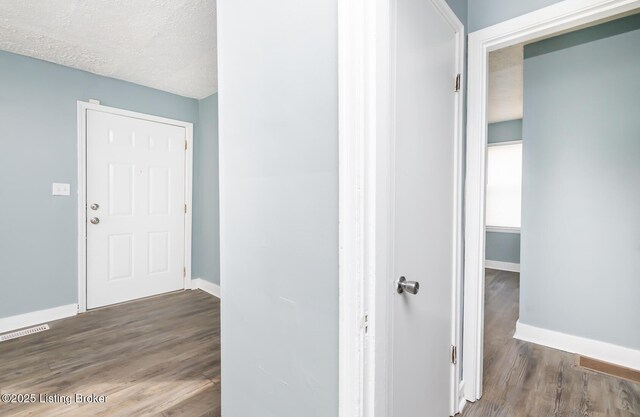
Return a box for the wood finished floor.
[0,290,220,417]
[461,269,640,417]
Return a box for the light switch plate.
[52,182,71,196]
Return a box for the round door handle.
[397,276,419,295]
[90,203,100,210]
[90,217,100,225]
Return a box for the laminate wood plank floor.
[0,290,220,417]
[461,269,640,417]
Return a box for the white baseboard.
[485,260,520,272]
[191,278,221,298]
[457,381,467,414]
[458,397,467,415]
[514,320,640,371]
[0,304,78,334]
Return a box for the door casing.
[76,101,194,313]
[462,0,640,403]
[337,1,465,415]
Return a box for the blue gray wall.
[193,94,220,285]
[488,119,522,143]
[0,50,219,318]
[520,14,640,349]
[468,0,563,32]
[485,232,520,264]
[445,0,468,28]
[486,119,522,264]
[217,0,338,415]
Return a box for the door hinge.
[451,345,458,364]
[183,267,186,278]
[455,73,461,92]
[362,313,369,335]
[184,204,187,214]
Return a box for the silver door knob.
[90,217,100,225]
[90,203,100,210]
[397,276,419,295]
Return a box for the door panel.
[86,109,186,309]
[391,0,457,415]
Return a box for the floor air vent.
[0,324,50,342]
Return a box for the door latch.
[397,276,420,295]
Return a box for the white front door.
[86,109,187,309]
[391,0,458,415]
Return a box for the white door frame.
[462,0,640,401]
[76,101,194,313]
[337,0,465,415]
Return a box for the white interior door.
[391,0,458,415]
[86,109,187,309]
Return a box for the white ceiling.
[0,0,217,99]
[488,44,523,123]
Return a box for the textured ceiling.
[488,44,523,123]
[0,0,217,99]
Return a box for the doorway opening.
[475,42,525,414]
[463,2,640,414]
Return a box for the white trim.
[458,381,468,415]
[338,0,465,416]
[191,278,221,299]
[338,0,370,414]
[76,101,194,313]
[434,1,466,414]
[77,104,88,312]
[463,0,640,402]
[514,321,640,371]
[486,226,520,234]
[184,123,194,293]
[369,1,393,416]
[484,260,520,272]
[0,304,78,334]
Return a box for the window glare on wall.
[486,142,522,228]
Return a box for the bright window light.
[486,142,522,228]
